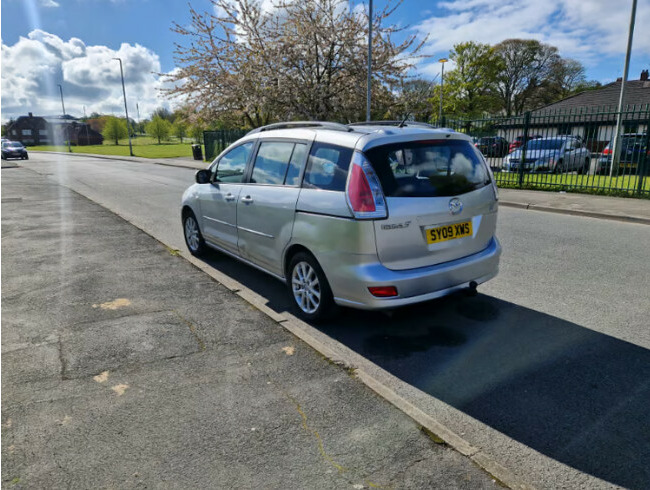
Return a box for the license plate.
[426,221,473,244]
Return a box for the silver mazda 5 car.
[181,121,501,321]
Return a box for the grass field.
[495,170,650,197]
[30,136,200,159]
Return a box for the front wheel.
[183,211,206,257]
[288,252,335,322]
[554,159,564,174]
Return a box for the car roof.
[237,121,471,152]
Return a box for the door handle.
[224,193,236,202]
[241,195,254,204]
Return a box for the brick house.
[6,113,103,146]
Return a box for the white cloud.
[39,0,60,7]
[414,0,650,71]
[1,30,181,121]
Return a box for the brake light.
[346,152,387,219]
[368,286,398,297]
[348,164,375,212]
[603,147,612,155]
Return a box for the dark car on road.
[596,133,649,175]
[476,136,509,157]
[1,141,29,160]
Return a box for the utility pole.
[57,84,72,152]
[366,0,372,122]
[610,0,637,178]
[113,57,134,156]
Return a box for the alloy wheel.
[291,261,321,314]
[184,216,201,252]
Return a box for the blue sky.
[2,0,649,121]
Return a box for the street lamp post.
[610,0,637,178]
[366,0,373,122]
[438,58,448,125]
[57,84,72,152]
[113,57,134,156]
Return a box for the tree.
[436,41,502,118]
[146,116,172,144]
[102,117,128,145]
[391,78,436,122]
[165,0,426,126]
[494,39,560,115]
[172,119,188,143]
[152,107,175,122]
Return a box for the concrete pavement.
[1,167,498,489]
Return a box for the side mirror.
[195,169,211,184]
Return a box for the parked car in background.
[502,136,591,174]
[181,121,500,320]
[596,133,649,175]
[476,136,509,157]
[1,141,28,160]
[508,134,542,153]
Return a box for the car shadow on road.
[200,250,650,488]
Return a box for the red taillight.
[368,286,398,297]
[603,147,612,155]
[348,163,375,213]
[346,152,386,219]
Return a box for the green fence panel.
[203,129,248,162]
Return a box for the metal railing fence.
[431,105,650,198]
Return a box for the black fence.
[432,105,650,198]
[202,106,649,198]
[203,129,248,162]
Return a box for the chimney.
[28,112,33,118]
[616,77,623,82]
[641,70,649,81]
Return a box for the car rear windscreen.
[365,140,490,197]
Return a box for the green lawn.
[30,136,200,159]
[496,171,650,197]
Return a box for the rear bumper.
[326,237,501,310]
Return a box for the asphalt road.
[12,152,650,488]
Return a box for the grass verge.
[496,171,650,198]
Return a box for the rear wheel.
[183,211,206,256]
[287,252,334,322]
[578,158,589,175]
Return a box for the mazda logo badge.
[449,198,463,215]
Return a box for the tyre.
[578,158,589,175]
[287,252,335,322]
[554,159,564,174]
[183,210,206,256]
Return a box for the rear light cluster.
[346,151,387,219]
[603,147,612,155]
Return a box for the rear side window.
[365,140,490,198]
[303,142,353,191]
[251,141,294,185]
[250,141,308,185]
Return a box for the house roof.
[534,79,650,114]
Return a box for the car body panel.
[373,186,498,270]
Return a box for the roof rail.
[347,120,437,129]
[247,121,352,135]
